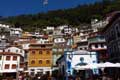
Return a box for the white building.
[46,26,54,31]
[71,50,97,67]
[10,28,23,37]
[5,47,25,57]
[0,39,10,49]
[57,50,98,77]
[37,35,49,44]
[58,25,68,30]
[63,27,72,35]
[53,28,63,36]
[54,37,66,44]
[0,24,10,28]
[79,29,93,42]
[91,19,108,32]
[22,43,30,50]
[0,51,24,78]
[0,24,10,39]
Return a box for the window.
[12,64,17,69]
[101,43,104,47]
[56,39,58,41]
[80,48,82,50]
[4,64,9,69]
[95,44,98,48]
[8,49,10,52]
[37,72,43,76]
[30,69,35,71]
[13,56,17,60]
[84,47,87,50]
[32,51,35,54]
[61,38,63,41]
[46,51,50,54]
[0,56,2,60]
[30,72,35,76]
[16,50,18,53]
[39,51,42,54]
[6,56,11,60]
[41,45,45,48]
[20,50,22,53]
[81,36,85,40]
[20,64,24,68]
[46,60,50,64]
[31,60,35,64]
[39,60,42,64]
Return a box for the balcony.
[88,36,106,43]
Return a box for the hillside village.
[0,16,109,79]
[0,0,120,80]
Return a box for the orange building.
[28,43,53,76]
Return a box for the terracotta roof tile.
[0,52,23,57]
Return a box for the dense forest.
[0,0,120,31]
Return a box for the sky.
[0,0,101,17]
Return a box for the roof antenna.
[43,0,48,5]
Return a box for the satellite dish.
[43,0,48,5]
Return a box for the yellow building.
[48,35,53,42]
[73,33,81,44]
[28,43,53,75]
[22,32,32,37]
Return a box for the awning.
[73,62,120,70]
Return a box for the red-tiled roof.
[29,43,53,46]
[42,35,48,39]
[89,48,107,51]
[0,52,22,56]
[29,48,52,50]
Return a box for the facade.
[54,37,66,44]
[0,39,10,49]
[79,29,93,42]
[52,42,66,68]
[13,37,36,71]
[43,26,54,35]
[63,26,78,35]
[37,35,49,44]
[76,41,88,50]
[22,32,32,37]
[48,35,53,42]
[88,32,108,62]
[52,34,67,71]
[28,43,53,76]
[57,50,98,79]
[53,28,63,36]
[102,11,120,77]
[52,37,73,72]
[10,28,23,37]
[0,24,10,28]
[91,19,108,32]
[5,47,25,57]
[63,27,72,35]
[0,52,24,78]
[73,33,81,44]
[0,26,10,39]
[75,29,93,50]
[103,11,120,63]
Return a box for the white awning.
[73,62,120,70]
